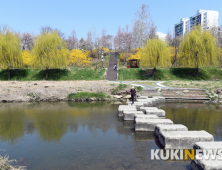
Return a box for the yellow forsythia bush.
[22,50,32,67]
[68,49,91,66]
[120,48,141,61]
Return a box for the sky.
[0,0,222,39]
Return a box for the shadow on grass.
[34,69,69,80]
[137,69,165,80]
[170,68,210,80]
[0,69,29,80]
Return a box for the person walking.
[130,86,136,105]
[113,64,117,71]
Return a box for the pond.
[0,102,221,170]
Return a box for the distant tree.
[21,32,34,50]
[148,22,157,39]
[133,4,152,47]
[141,38,171,77]
[179,26,219,76]
[31,31,68,79]
[40,26,66,40]
[66,29,78,50]
[166,29,173,46]
[0,28,23,79]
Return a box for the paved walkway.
[109,81,173,89]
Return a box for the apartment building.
[174,10,219,37]
[156,32,167,40]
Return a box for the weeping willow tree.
[179,26,219,77]
[0,29,23,79]
[32,31,68,79]
[141,38,171,77]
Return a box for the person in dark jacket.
[130,86,136,105]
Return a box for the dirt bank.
[0,81,123,102]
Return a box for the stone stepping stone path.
[117,95,220,170]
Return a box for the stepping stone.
[137,99,155,106]
[140,107,158,113]
[159,131,214,149]
[154,124,188,137]
[191,156,222,170]
[135,119,173,131]
[127,102,147,109]
[118,106,137,117]
[193,142,222,154]
[123,111,144,121]
[156,96,165,103]
[153,97,160,104]
[134,115,159,120]
[145,109,166,117]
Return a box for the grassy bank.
[0,67,106,81]
[163,81,222,92]
[118,67,222,81]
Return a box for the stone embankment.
[117,96,222,170]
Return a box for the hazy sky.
[0,0,221,39]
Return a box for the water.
[0,102,221,170]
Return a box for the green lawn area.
[118,67,222,81]
[0,67,106,81]
[163,81,222,92]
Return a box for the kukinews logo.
[151,149,222,160]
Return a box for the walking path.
[106,52,118,81]
[109,81,170,89]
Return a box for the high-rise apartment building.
[174,10,219,37]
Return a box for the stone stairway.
[106,52,118,81]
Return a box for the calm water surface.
[0,102,221,170]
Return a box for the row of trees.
[140,26,221,77]
[0,28,106,79]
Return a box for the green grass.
[111,83,128,94]
[118,67,222,81]
[137,86,143,93]
[67,92,107,99]
[0,67,106,81]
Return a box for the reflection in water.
[0,102,220,169]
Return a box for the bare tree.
[66,29,78,50]
[166,29,173,46]
[148,22,157,39]
[133,4,152,47]
[40,26,66,40]
[21,32,34,50]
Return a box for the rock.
[34,83,37,85]
[159,131,214,149]
[122,162,132,169]
[135,118,173,131]
[123,95,131,99]
[113,95,122,99]
[123,111,144,121]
